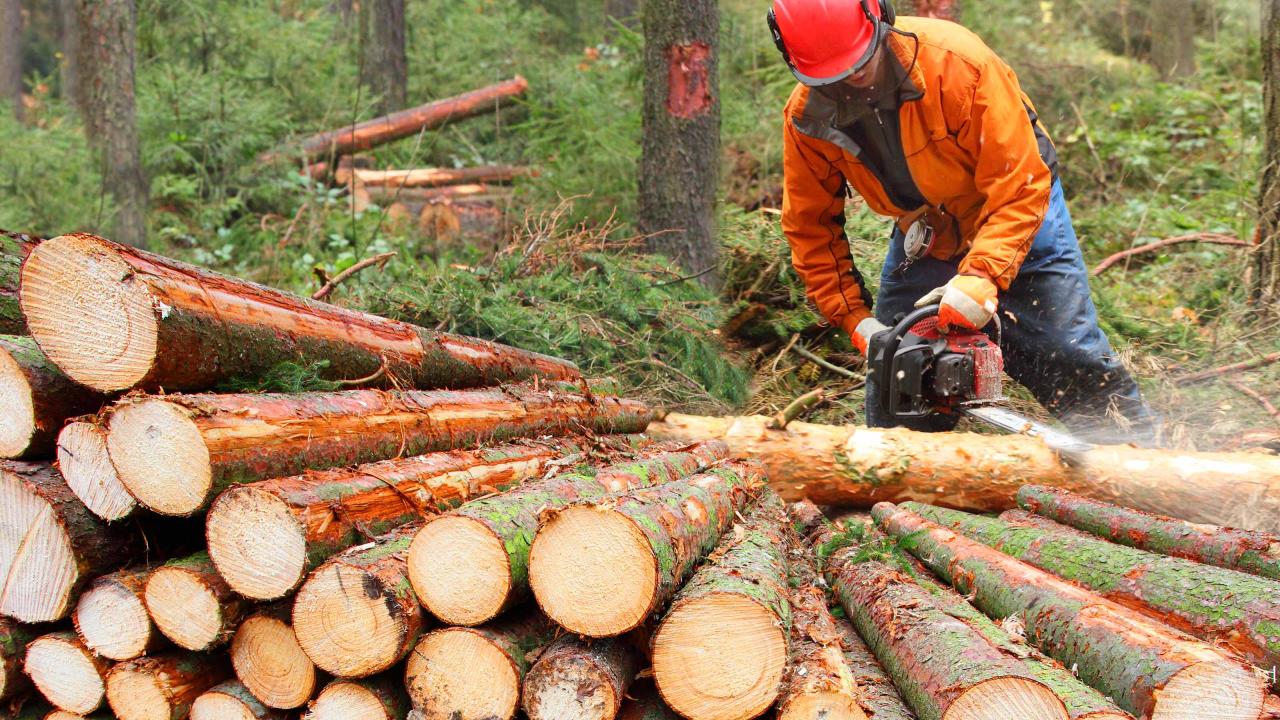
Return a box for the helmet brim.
[790,31,881,86]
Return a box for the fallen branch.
[311,251,397,300]
[790,342,858,380]
[1091,233,1249,277]
[1226,380,1280,423]
[770,387,826,429]
[1175,352,1280,385]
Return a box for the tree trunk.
[309,677,410,720]
[638,0,720,290]
[0,618,38,702]
[230,604,317,710]
[143,552,250,652]
[291,523,425,678]
[1017,484,1280,581]
[57,0,79,109]
[0,230,39,335]
[404,609,558,720]
[21,232,583,393]
[104,652,232,720]
[528,459,765,637]
[1256,0,1280,307]
[0,461,140,622]
[407,440,729,626]
[359,0,407,114]
[1150,0,1197,78]
[647,413,1280,532]
[873,503,1267,719]
[348,165,530,188]
[191,680,289,720]
[651,491,791,720]
[0,336,109,460]
[832,618,917,720]
[57,421,133,521]
[74,0,148,249]
[0,0,23,123]
[902,502,1280,686]
[72,566,164,661]
[23,631,112,716]
[521,635,643,720]
[105,383,651,517]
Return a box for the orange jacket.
[781,17,1055,337]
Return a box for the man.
[769,0,1158,443]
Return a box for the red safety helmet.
[768,0,896,86]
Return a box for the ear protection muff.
[767,0,897,76]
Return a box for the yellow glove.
[915,274,998,332]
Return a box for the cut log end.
[143,565,225,651]
[307,680,397,720]
[1156,658,1265,720]
[944,677,1067,720]
[230,614,316,710]
[404,628,520,720]
[523,653,621,720]
[776,693,868,720]
[652,594,787,720]
[0,469,77,622]
[58,422,135,521]
[74,575,152,660]
[24,635,106,715]
[190,692,261,720]
[528,506,657,636]
[108,399,211,516]
[0,343,36,457]
[408,515,511,626]
[20,234,159,392]
[292,563,413,677]
[105,667,172,720]
[207,487,308,600]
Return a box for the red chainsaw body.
[905,315,1004,406]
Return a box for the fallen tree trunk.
[528,459,765,637]
[363,182,506,205]
[350,165,530,188]
[20,232,581,393]
[307,676,410,720]
[24,632,112,715]
[230,603,317,710]
[873,502,1267,719]
[833,618,916,720]
[902,502,1280,686]
[0,617,37,701]
[0,462,140,622]
[73,566,164,661]
[57,422,134,521]
[105,652,232,720]
[0,336,107,459]
[403,608,557,720]
[291,523,424,678]
[647,413,1280,532]
[260,77,529,165]
[0,230,39,335]
[407,441,728,625]
[106,382,651,516]
[521,635,643,720]
[190,680,289,720]
[144,552,251,652]
[1017,484,1280,581]
[652,491,791,720]
[207,436,599,600]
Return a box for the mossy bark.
[0,617,37,701]
[0,231,37,335]
[834,618,917,720]
[903,501,1280,688]
[1018,484,1280,581]
[0,335,110,459]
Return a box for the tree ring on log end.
[207,487,308,600]
[24,635,106,715]
[292,563,410,677]
[59,422,136,521]
[230,614,316,709]
[523,653,618,720]
[20,234,159,392]
[190,690,259,720]
[1151,658,1263,720]
[408,515,511,626]
[652,593,787,720]
[404,628,520,720]
[144,566,224,651]
[528,506,656,636]
[943,677,1067,720]
[777,692,867,720]
[108,399,211,516]
[0,344,35,457]
[0,469,77,622]
[75,576,153,660]
[309,681,395,720]
[106,666,171,720]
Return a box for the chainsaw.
[866,305,1093,461]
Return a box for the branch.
[769,387,826,429]
[790,343,858,379]
[312,251,397,300]
[1175,352,1280,385]
[1091,233,1249,277]
[1225,380,1280,425]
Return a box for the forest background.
[1,0,1276,451]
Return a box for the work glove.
[915,274,998,333]
[851,316,891,356]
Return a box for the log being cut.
[0,336,107,459]
[647,413,1280,532]
[521,635,643,720]
[348,165,530,188]
[527,460,765,637]
[23,631,112,716]
[57,421,134,521]
[206,436,600,600]
[873,502,1267,719]
[106,382,651,516]
[407,441,728,625]
[144,552,250,652]
[20,232,581,393]
[229,604,317,710]
[73,566,165,661]
[105,651,232,720]
[190,680,289,720]
[305,676,411,720]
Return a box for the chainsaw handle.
[897,303,1002,346]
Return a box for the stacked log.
[0,230,39,335]
[104,652,232,720]
[229,604,317,710]
[190,680,289,720]
[1,618,37,702]
[56,421,134,521]
[22,631,111,716]
[0,336,106,459]
[521,635,644,720]
[72,567,164,660]
[305,676,410,720]
[144,552,250,652]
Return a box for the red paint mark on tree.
[666,42,712,119]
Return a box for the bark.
[21,232,583,393]
[74,0,148,248]
[1,0,23,122]
[0,336,109,459]
[207,437,598,601]
[144,552,251,652]
[1259,0,1280,306]
[0,231,39,335]
[528,459,766,637]
[1017,484,1280,581]
[833,618,917,720]
[104,652,232,720]
[1150,0,1197,78]
[261,77,529,165]
[191,680,289,720]
[56,421,134,521]
[0,618,37,702]
[308,676,410,720]
[407,440,729,625]
[0,461,140,622]
[647,413,1280,532]
[106,382,652,516]
[873,503,1268,719]
[358,0,407,114]
[291,523,425,678]
[57,0,79,110]
[902,502,1280,687]
[230,603,316,710]
[349,165,530,188]
[521,635,643,720]
[638,0,720,289]
[72,565,164,661]
[651,490,791,720]
[23,631,112,715]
